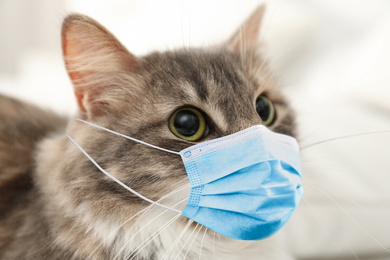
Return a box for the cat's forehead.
[141,49,268,102]
[137,48,277,132]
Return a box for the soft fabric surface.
[0,0,389,259]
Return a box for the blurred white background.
[1,0,390,259]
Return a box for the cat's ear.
[62,14,140,116]
[226,5,265,51]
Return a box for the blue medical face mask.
[68,119,303,241]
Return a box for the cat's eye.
[256,95,275,126]
[169,107,207,141]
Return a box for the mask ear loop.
[73,118,180,155]
[67,119,182,214]
[67,135,182,214]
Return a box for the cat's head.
[55,5,295,258]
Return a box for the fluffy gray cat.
[0,6,299,259]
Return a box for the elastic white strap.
[74,118,180,155]
[67,135,182,214]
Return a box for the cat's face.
[54,6,295,258]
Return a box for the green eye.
[169,107,207,141]
[256,95,275,126]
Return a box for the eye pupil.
[173,110,200,136]
[256,98,270,122]
[255,95,275,125]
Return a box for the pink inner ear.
[63,34,88,112]
[61,15,141,117]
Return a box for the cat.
[0,6,299,259]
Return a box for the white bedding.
[0,0,389,259]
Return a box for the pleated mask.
[68,119,303,241]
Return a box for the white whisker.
[174,223,200,260]
[126,214,181,260]
[138,183,190,220]
[304,179,390,254]
[199,227,208,260]
[114,197,188,260]
[300,130,390,150]
[161,219,194,260]
[89,183,190,258]
[87,203,155,259]
[184,225,203,259]
[349,244,361,260]
[258,5,277,47]
[301,197,342,252]
[161,219,193,260]
[304,176,370,210]
[304,196,362,259]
